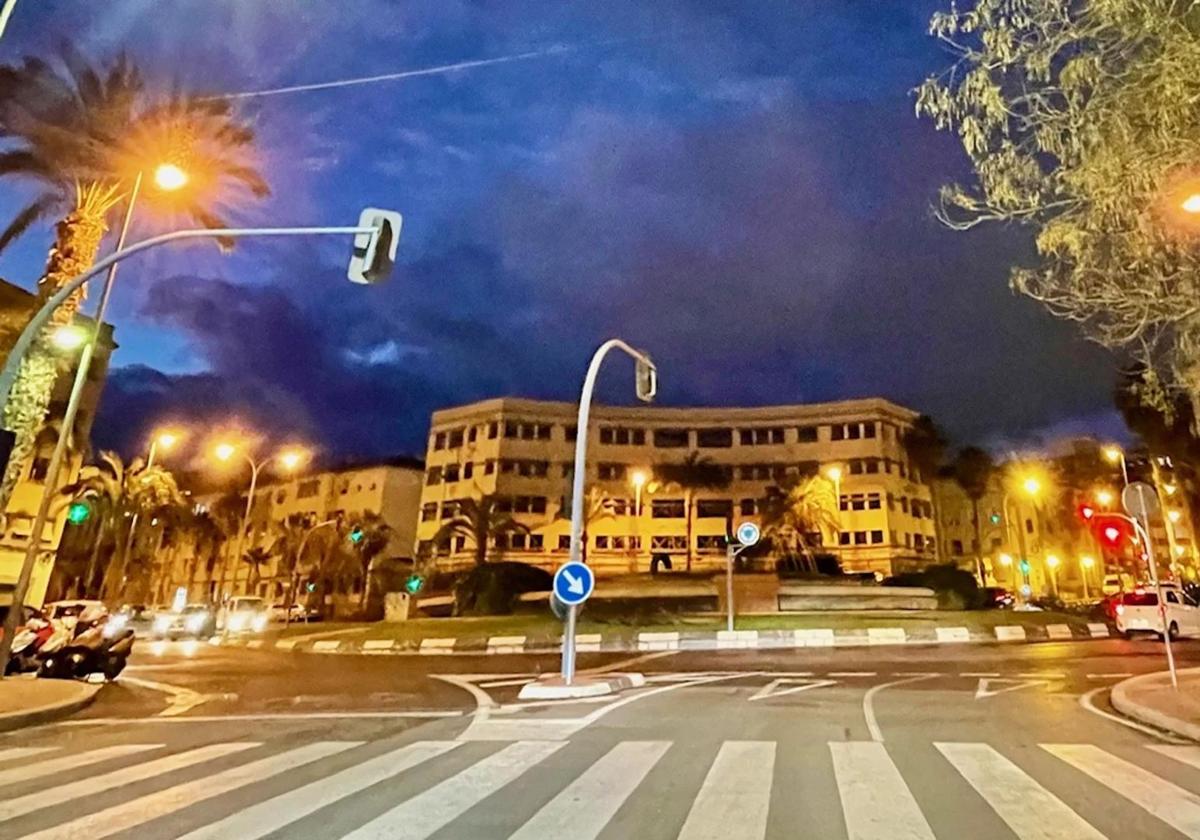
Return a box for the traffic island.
[0,676,103,732]
[518,672,645,700]
[1111,667,1200,741]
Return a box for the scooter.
[38,614,135,682]
[5,615,64,675]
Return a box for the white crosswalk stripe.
[830,741,935,840]
[937,742,1105,839]
[11,736,1200,839]
[0,744,160,789]
[338,739,564,840]
[677,741,774,840]
[14,741,359,840]
[0,741,258,822]
[176,741,461,840]
[509,741,670,840]
[1045,743,1200,839]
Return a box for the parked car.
[981,587,1014,609]
[1115,584,1200,640]
[219,596,268,633]
[151,604,216,640]
[269,602,307,623]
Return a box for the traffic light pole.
[0,223,376,675]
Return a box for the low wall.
[778,584,937,611]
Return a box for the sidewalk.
[0,676,103,732]
[1112,667,1200,741]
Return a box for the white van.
[1116,584,1200,640]
[218,596,268,634]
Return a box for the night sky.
[0,1,1125,464]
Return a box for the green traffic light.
[989,512,1001,524]
[404,574,424,594]
[349,526,364,545]
[66,501,90,525]
[1019,560,1031,574]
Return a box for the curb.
[0,682,103,733]
[518,672,645,700]
[1111,668,1200,741]
[236,620,1115,657]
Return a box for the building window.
[426,467,441,486]
[696,499,732,518]
[562,462,574,479]
[296,479,320,499]
[529,534,544,550]
[595,535,610,549]
[443,464,460,483]
[1025,518,1034,534]
[487,421,499,439]
[652,499,686,518]
[697,535,726,551]
[504,421,519,438]
[558,535,571,550]
[914,533,925,550]
[864,422,877,439]
[468,426,477,443]
[537,423,551,440]
[598,463,626,480]
[870,530,884,544]
[29,457,50,482]
[900,497,909,514]
[441,500,460,518]
[510,533,527,550]
[739,427,785,445]
[653,428,689,448]
[951,539,964,555]
[463,462,474,480]
[864,459,880,474]
[651,535,687,550]
[854,531,868,545]
[600,426,645,445]
[831,424,845,441]
[796,460,819,477]
[565,425,578,441]
[740,498,757,516]
[797,425,818,443]
[421,503,437,522]
[433,432,446,450]
[484,460,495,475]
[448,429,464,448]
[697,427,733,448]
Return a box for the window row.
[840,492,882,511]
[838,529,885,546]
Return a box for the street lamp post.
[0,217,393,674]
[1002,492,1032,601]
[560,339,656,686]
[825,465,843,559]
[1104,445,1129,487]
[1080,555,1095,600]
[630,469,648,572]
[285,518,337,627]
[1045,554,1060,597]
[111,430,179,601]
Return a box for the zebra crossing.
[3,736,1200,838]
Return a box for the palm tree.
[655,452,732,571]
[555,486,614,563]
[951,446,996,584]
[760,474,840,570]
[433,495,529,566]
[208,490,245,600]
[349,511,394,610]
[0,46,268,517]
[241,546,271,594]
[903,415,948,562]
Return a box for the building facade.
[0,280,114,606]
[160,458,424,607]
[418,397,937,577]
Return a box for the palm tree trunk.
[971,498,987,585]
[0,196,109,519]
[82,518,107,598]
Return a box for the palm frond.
[0,192,58,253]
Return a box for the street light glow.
[998,553,1013,566]
[1183,193,1200,214]
[825,465,843,482]
[630,469,648,488]
[1164,483,1178,496]
[1168,509,1182,523]
[278,448,308,471]
[214,442,236,462]
[1046,554,1060,568]
[153,162,188,191]
[50,324,87,351]
[1102,445,1122,463]
[1081,555,1095,569]
[1022,477,1041,496]
[1095,489,1114,507]
[155,431,179,450]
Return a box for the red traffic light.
[1102,525,1122,544]
[1079,505,1095,521]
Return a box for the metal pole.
[726,543,735,633]
[1119,453,1130,487]
[1081,563,1090,600]
[0,0,20,38]
[561,338,652,686]
[285,519,335,628]
[230,457,261,600]
[1129,492,1178,690]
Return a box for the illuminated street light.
[1081,555,1095,569]
[1169,509,1183,524]
[1046,554,1060,568]
[214,442,236,462]
[50,324,87,351]
[1022,477,1041,496]
[153,162,188,191]
[278,448,309,471]
[1164,483,1178,496]
[1095,489,1114,507]
[1103,445,1130,486]
[998,553,1013,566]
[825,465,843,483]
[1183,193,1200,214]
[155,431,179,451]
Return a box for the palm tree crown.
[434,495,529,566]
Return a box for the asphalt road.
[2,637,1200,838]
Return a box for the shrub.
[883,563,983,609]
[452,562,553,615]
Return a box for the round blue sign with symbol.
[735,521,761,547]
[553,561,595,606]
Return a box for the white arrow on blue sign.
[736,521,761,547]
[553,561,595,606]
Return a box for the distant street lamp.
[1045,553,1060,596]
[213,443,309,603]
[1103,445,1129,486]
[50,324,88,352]
[153,162,188,191]
[1183,193,1200,214]
[1095,489,1114,508]
[630,469,648,569]
[1080,555,1095,599]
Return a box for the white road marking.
[176,740,460,840]
[748,678,838,702]
[1078,687,1184,743]
[937,742,1105,839]
[830,742,934,840]
[863,674,937,742]
[509,741,669,840]
[59,711,461,726]
[677,741,774,840]
[1086,673,1133,679]
[974,679,1046,700]
[829,671,877,677]
[0,744,159,788]
[1045,743,1200,837]
[118,675,218,716]
[15,741,359,840]
[1148,745,1200,771]
[339,740,563,839]
[0,747,56,763]
[1016,672,1065,679]
[479,677,535,688]
[0,742,258,821]
[960,672,1000,677]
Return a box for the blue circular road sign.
[553,561,595,606]
[736,521,761,547]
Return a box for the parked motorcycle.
[37,605,134,682]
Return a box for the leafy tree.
[433,495,529,566]
[951,446,997,583]
[0,47,268,517]
[917,2,1200,417]
[348,511,394,609]
[760,474,840,571]
[903,415,948,561]
[655,452,732,571]
[241,546,271,592]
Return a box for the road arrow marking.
[563,570,584,594]
[748,678,837,702]
[975,678,1046,700]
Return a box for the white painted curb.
[362,639,394,652]
[995,625,1026,641]
[1088,622,1111,637]
[487,635,527,654]
[1045,624,1073,640]
[575,633,601,652]
[1111,668,1200,741]
[935,627,970,643]
[419,637,457,655]
[518,672,646,700]
[311,640,341,652]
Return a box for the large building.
[0,280,114,606]
[418,397,937,577]
[160,457,424,608]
